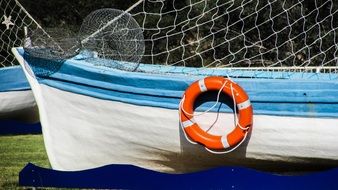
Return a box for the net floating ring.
[179,76,253,150]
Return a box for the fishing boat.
[0,66,38,123]
[11,0,338,174]
[12,46,338,173]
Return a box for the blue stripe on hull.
[0,66,30,92]
[18,48,338,118]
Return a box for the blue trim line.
[19,163,338,190]
[18,48,338,118]
[0,66,31,92]
[72,50,338,81]
[0,120,41,135]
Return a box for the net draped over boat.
[2,0,338,79]
[23,28,80,77]
[79,8,145,65]
[127,0,337,76]
[23,8,146,74]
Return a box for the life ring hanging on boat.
[179,76,253,150]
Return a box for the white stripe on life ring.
[198,79,207,92]
[237,99,251,110]
[221,135,230,148]
[181,119,195,128]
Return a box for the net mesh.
[79,8,145,65]
[23,8,145,72]
[24,28,80,61]
[0,0,43,67]
[23,28,80,77]
[2,0,338,77]
[127,0,338,74]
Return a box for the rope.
[204,132,248,154]
[178,100,197,144]
[179,80,227,117]
[178,100,197,145]
[81,0,144,44]
[230,82,250,131]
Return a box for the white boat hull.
[32,82,338,173]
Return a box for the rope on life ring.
[179,76,253,151]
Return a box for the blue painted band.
[19,163,338,190]
[0,66,31,92]
[18,48,338,118]
[0,120,41,135]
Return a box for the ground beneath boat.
[0,134,49,189]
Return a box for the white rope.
[14,0,45,32]
[81,0,144,44]
[127,0,338,76]
[0,0,54,66]
[15,0,63,51]
[230,82,250,131]
[179,77,250,154]
[204,77,250,154]
[179,80,227,117]
[178,100,197,145]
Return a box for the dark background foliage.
[20,0,134,31]
[5,0,338,67]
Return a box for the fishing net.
[78,8,145,70]
[23,28,80,77]
[22,8,145,73]
[127,0,338,77]
[7,0,337,79]
[0,0,42,67]
[24,28,80,61]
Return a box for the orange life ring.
[179,76,253,150]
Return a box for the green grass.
[0,134,50,189]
